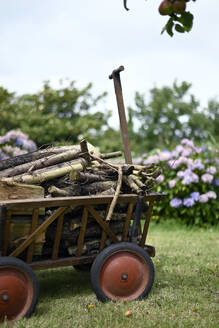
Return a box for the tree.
[0,81,111,148]
[128,81,218,152]
[123,0,196,36]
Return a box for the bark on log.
[62,221,124,245]
[81,181,117,195]
[0,142,99,171]
[0,149,82,178]
[2,158,87,185]
[123,176,142,194]
[100,151,122,159]
[70,171,112,183]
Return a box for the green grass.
[11,222,219,328]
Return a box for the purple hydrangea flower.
[183,198,195,207]
[176,145,184,153]
[181,149,192,157]
[135,157,142,164]
[158,151,172,162]
[190,192,200,201]
[177,170,185,178]
[168,159,179,169]
[156,174,164,184]
[193,162,205,170]
[169,179,176,188]
[201,173,214,183]
[181,139,194,148]
[199,194,209,203]
[212,178,219,186]
[182,169,199,185]
[143,155,160,165]
[206,191,217,199]
[170,198,183,208]
[206,166,217,175]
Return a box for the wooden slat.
[0,193,165,210]
[122,201,135,241]
[86,205,119,243]
[76,208,88,257]
[99,203,111,251]
[10,207,66,257]
[52,212,65,260]
[140,200,154,247]
[2,210,12,256]
[26,208,39,263]
[30,254,97,271]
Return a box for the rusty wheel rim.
[0,266,33,322]
[99,250,150,301]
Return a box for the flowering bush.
[0,130,36,160]
[137,139,219,226]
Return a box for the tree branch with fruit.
[123,0,196,36]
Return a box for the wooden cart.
[0,192,165,322]
[0,66,165,322]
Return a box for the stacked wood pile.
[0,140,161,259]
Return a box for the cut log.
[0,146,79,171]
[2,158,87,185]
[0,149,82,178]
[81,181,117,195]
[100,151,122,159]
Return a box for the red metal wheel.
[91,242,154,302]
[0,257,39,323]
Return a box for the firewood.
[0,146,80,171]
[2,158,87,185]
[0,149,83,178]
[81,181,117,195]
[100,151,122,159]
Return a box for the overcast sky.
[0,0,218,125]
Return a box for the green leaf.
[162,18,174,37]
[175,24,185,33]
[180,11,194,31]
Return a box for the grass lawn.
[10,222,219,328]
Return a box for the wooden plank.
[76,208,88,257]
[26,208,39,263]
[30,254,97,270]
[0,181,45,215]
[99,203,111,251]
[0,193,166,210]
[0,181,44,200]
[140,200,154,247]
[0,194,140,209]
[2,210,12,256]
[52,212,65,260]
[86,205,119,243]
[122,201,135,241]
[10,207,67,257]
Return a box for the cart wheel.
[0,256,39,323]
[90,242,154,302]
[73,263,92,272]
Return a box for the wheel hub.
[121,273,128,281]
[1,293,9,302]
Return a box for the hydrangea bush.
[137,139,219,226]
[0,130,36,160]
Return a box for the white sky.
[0,0,219,126]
